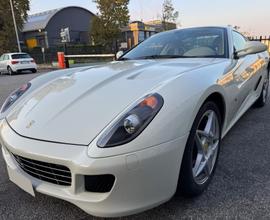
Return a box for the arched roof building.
[22,6,95,48]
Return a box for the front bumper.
[0,120,188,217]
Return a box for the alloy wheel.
[192,110,220,185]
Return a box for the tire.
[177,101,222,197]
[7,66,14,75]
[31,69,37,73]
[254,74,269,108]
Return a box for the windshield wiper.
[182,55,218,58]
[118,57,130,61]
[135,55,187,60]
[121,54,219,61]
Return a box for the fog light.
[124,114,141,134]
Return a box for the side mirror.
[235,41,267,58]
[116,51,124,60]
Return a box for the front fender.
[191,84,227,132]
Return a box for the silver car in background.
[0,53,37,75]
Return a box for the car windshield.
[11,53,31,59]
[121,27,227,60]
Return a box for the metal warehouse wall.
[45,7,94,46]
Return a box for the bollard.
[57,52,65,69]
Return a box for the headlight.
[0,82,31,113]
[97,93,164,148]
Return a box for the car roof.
[1,53,32,58]
[4,53,29,55]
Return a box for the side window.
[3,55,8,60]
[0,55,3,61]
[233,31,247,52]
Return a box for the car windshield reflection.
[121,27,228,60]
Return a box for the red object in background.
[57,52,65,69]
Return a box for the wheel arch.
[203,92,226,126]
[191,86,227,134]
[7,65,13,71]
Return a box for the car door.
[226,31,261,123]
[234,31,262,92]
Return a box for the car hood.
[6,58,224,145]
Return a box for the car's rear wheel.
[7,66,14,75]
[31,69,37,73]
[254,74,269,108]
[178,101,221,197]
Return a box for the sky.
[29,0,270,36]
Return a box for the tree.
[90,0,130,52]
[0,0,29,54]
[162,0,179,31]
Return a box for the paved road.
[1,71,270,220]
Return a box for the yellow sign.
[26,38,37,48]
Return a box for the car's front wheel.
[178,101,221,197]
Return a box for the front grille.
[12,154,72,186]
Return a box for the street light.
[9,0,21,52]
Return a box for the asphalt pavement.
[1,70,270,220]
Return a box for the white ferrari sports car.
[0,26,269,217]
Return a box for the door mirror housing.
[235,41,267,58]
[116,51,124,60]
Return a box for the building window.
[139,31,145,42]
[149,32,155,37]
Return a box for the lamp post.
[9,0,21,52]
